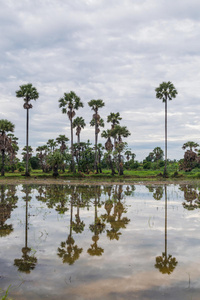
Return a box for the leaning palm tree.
[72,116,86,144]
[16,83,39,176]
[58,91,84,173]
[155,82,177,177]
[88,99,105,173]
[0,119,15,176]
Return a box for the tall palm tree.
[88,99,105,173]
[16,83,39,176]
[72,116,86,144]
[58,91,84,173]
[155,81,177,177]
[0,119,15,176]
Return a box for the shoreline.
[0,177,198,186]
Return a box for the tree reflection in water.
[0,185,18,237]
[88,186,105,256]
[101,185,130,241]
[14,185,37,273]
[146,185,164,201]
[180,184,200,210]
[155,185,178,274]
[57,186,83,264]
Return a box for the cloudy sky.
[1,0,200,161]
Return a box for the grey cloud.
[1,0,200,161]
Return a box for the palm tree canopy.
[101,129,112,139]
[56,135,69,144]
[155,81,178,102]
[182,141,199,151]
[72,117,86,129]
[88,99,105,112]
[107,112,122,126]
[110,125,131,139]
[0,119,15,134]
[16,83,39,102]
[58,91,83,113]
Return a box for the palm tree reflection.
[180,184,199,210]
[102,185,130,241]
[155,185,178,274]
[57,187,83,264]
[87,186,105,256]
[14,186,37,273]
[0,185,18,237]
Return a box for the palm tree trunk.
[94,120,98,173]
[70,117,75,173]
[164,98,167,177]
[1,149,5,176]
[26,108,30,176]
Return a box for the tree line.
[2,81,198,177]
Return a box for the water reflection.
[0,185,17,237]
[14,185,37,273]
[88,186,105,256]
[155,185,178,274]
[146,185,164,200]
[102,185,130,241]
[57,186,83,264]
[180,184,200,210]
[2,183,200,299]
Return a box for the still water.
[0,183,200,300]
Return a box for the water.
[0,183,200,300]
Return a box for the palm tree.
[47,139,57,153]
[72,117,86,144]
[16,83,39,176]
[0,119,15,176]
[58,91,84,173]
[110,125,131,175]
[88,99,105,173]
[56,135,69,153]
[155,82,177,177]
[7,134,19,173]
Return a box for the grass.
[0,167,198,182]
[0,285,12,300]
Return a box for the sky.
[1,0,200,161]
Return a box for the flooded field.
[0,183,200,300]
